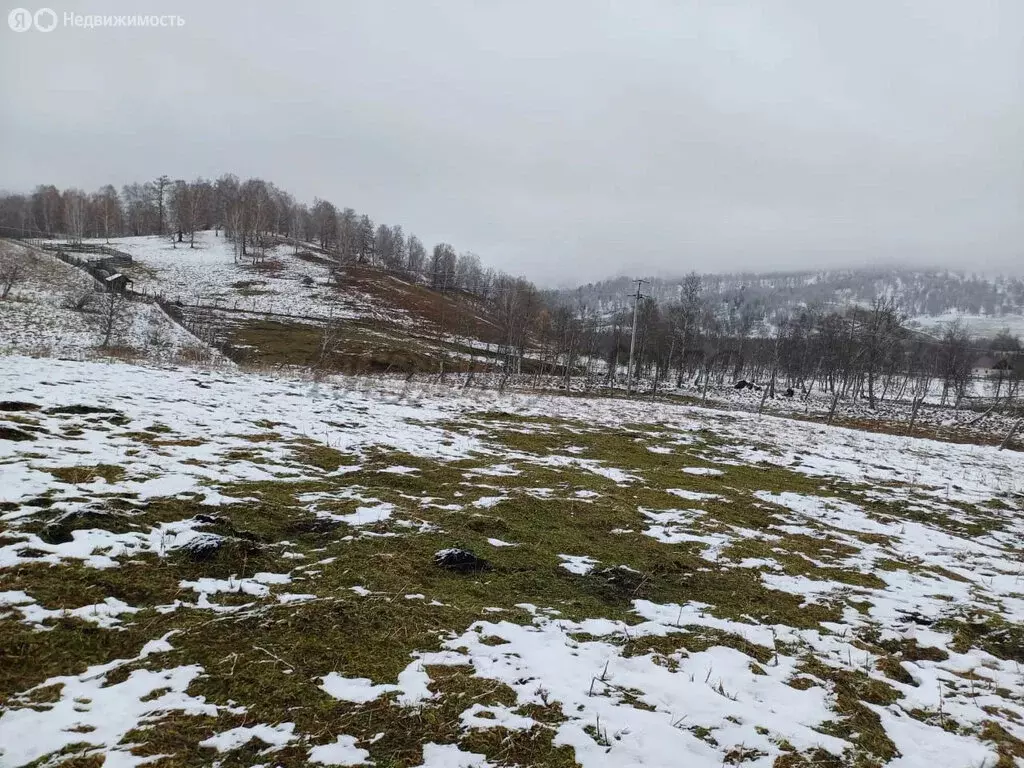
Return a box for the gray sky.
[2,1,1021,285]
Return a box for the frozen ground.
[62,231,409,325]
[1,356,1023,767]
[0,241,214,362]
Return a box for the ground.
[0,241,208,363]
[1,356,1023,767]
[39,232,507,373]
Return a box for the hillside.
[561,269,1024,337]
[22,232,511,373]
[1,356,1022,766]
[0,240,214,363]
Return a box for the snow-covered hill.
[0,240,215,362]
[562,269,1024,338]
[22,232,506,372]
[94,231,408,324]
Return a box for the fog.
[2,0,1021,284]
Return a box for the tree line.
[2,178,1021,417]
[534,281,1023,416]
[567,269,1024,325]
[0,174,541,301]
[0,175,546,370]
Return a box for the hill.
[559,268,1024,338]
[0,239,213,363]
[14,232,514,373]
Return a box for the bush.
[62,291,96,313]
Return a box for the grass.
[1,402,1020,766]
[49,464,126,485]
[0,424,35,441]
[230,319,445,373]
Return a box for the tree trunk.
[998,419,1021,451]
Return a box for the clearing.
[1,356,1023,767]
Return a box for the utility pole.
[626,279,647,395]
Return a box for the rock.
[899,610,934,626]
[45,404,121,416]
[434,548,491,573]
[194,513,223,525]
[182,533,227,561]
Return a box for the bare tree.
[936,320,973,408]
[97,288,130,349]
[311,198,338,252]
[406,235,426,280]
[92,185,122,242]
[313,309,345,371]
[32,185,63,235]
[858,297,905,410]
[905,341,936,433]
[64,189,88,244]
[0,248,27,299]
[153,174,171,235]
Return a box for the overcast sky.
[2,1,1021,285]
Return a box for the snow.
[199,722,295,753]
[665,488,723,501]
[418,614,849,768]
[0,242,215,362]
[911,311,1024,339]
[308,734,372,765]
[486,537,516,547]
[559,554,599,575]
[868,705,996,768]
[2,355,1023,766]
[74,231,407,325]
[180,572,292,600]
[0,634,229,767]
[2,593,138,628]
[412,743,495,768]
[320,673,400,704]
[459,703,537,731]
[320,659,445,708]
[472,495,507,508]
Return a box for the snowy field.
[910,312,1024,339]
[0,241,213,362]
[59,231,409,325]
[667,377,1022,444]
[1,356,1023,767]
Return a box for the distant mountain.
[554,268,1024,329]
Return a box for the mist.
[2,0,1021,285]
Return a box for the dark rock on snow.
[182,533,227,560]
[434,548,491,573]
